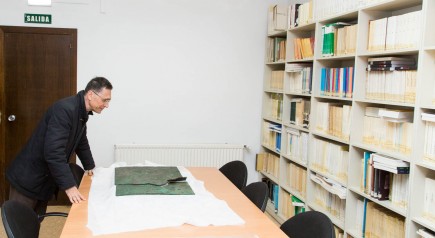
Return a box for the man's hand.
[65,186,86,204]
[86,169,94,176]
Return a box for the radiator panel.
[114,144,244,168]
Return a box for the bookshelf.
[260,1,435,237]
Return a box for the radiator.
[114,144,245,167]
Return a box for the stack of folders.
[378,108,413,122]
[310,173,346,199]
[372,153,410,175]
[366,56,416,71]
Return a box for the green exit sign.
[24,13,52,24]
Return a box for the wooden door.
[0,26,77,204]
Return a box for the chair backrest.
[280,211,336,238]
[219,160,248,190]
[69,163,85,186]
[1,200,40,238]
[241,182,268,212]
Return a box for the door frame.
[0,26,77,203]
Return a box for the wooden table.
[60,167,287,237]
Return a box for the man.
[6,76,113,216]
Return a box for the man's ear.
[86,91,93,101]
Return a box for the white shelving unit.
[261,0,435,237]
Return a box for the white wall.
[0,0,288,183]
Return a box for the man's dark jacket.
[6,90,95,201]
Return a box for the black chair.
[219,160,248,190]
[69,163,85,186]
[1,200,69,238]
[280,211,336,238]
[241,182,268,212]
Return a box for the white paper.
[87,162,245,235]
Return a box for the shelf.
[266,61,286,66]
[288,22,316,32]
[420,104,435,110]
[317,54,356,61]
[264,89,283,94]
[268,30,286,37]
[362,0,422,11]
[413,217,435,233]
[283,91,311,97]
[415,160,435,173]
[265,202,286,224]
[287,58,314,63]
[312,131,350,145]
[314,95,353,102]
[351,142,412,162]
[354,98,415,108]
[317,10,359,23]
[259,170,279,185]
[262,116,281,125]
[357,49,419,57]
[262,1,434,237]
[348,186,407,217]
[281,154,308,167]
[280,183,306,202]
[308,202,345,229]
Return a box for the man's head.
[84,77,113,114]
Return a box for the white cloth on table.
[86,162,245,235]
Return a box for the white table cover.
[86,162,245,235]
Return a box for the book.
[422,112,435,122]
[291,195,305,214]
[256,153,265,171]
[424,178,435,220]
[273,184,279,212]
[368,18,388,51]
[372,168,379,197]
[378,108,413,121]
[368,60,416,65]
[372,153,409,167]
[373,162,410,174]
[362,151,373,192]
[362,199,368,236]
[274,37,286,62]
[273,5,287,31]
[377,169,390,200]
[367,56,415,62]
[366,66,417,71]
[365,106,382,117]
[290,4,301,27]
[385,16,397,50]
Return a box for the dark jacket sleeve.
[44,105,76,191]
[75,126,95,171]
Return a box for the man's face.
[90,88,111,114]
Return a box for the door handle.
[8,115,16,121]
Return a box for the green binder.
[114,166,195,196]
